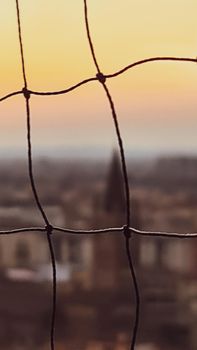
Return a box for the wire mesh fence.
[0,1,197,349]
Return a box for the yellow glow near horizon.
[0,0,197,154]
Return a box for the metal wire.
[0,1,196,350]
[125,233,140,350]
[83,1,139,348]
[106,56,197,78]
[1,57,196,101]
[15,1,56,349]
[0,225,197,238]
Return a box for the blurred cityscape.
[0,152,196,350]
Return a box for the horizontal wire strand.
[0,225,197,238]
[130,227,197,239]
[0,57,196,101]
[53,226,123,235]
[0,90,23,102]
[106,56,197,78]
[29,77,97,96]
[0,227,46,235]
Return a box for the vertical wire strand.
[15,0,27,88]
[125,235,140,350]
[83,1,140,348]
[25,97,50,225]
[101,83,130,225]
[102,82,140,349]
[26,97,57,350]
[83,0,130,226]
[15,2,56,349]
[46,227,57,350]
[102,80,140,350]
[83,0,130,227]
[84,0,101,73]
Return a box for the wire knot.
[22,87,31,100]
[96,72,106,84]
[45,224,53,235]
[123,225,131,239]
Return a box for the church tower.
[104,150,125,219]
[91,150,141,290]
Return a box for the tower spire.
[104,150,125,214]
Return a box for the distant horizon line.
[1,145,197,160]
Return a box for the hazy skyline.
[0,1,197,157]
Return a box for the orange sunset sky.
[0,0,197,158]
